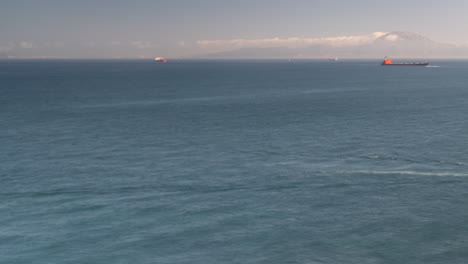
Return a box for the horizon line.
[3,57,468,60]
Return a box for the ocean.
[1,59,468,263]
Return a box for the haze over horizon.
[2,0,468,58]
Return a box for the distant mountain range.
[197,32,468,59]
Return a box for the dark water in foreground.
[1,59,468,263]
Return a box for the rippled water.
[2,59,468,263]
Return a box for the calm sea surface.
[1,59,468,263]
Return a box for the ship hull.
[154,57,167,63]
[382,63,429,66]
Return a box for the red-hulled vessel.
[154,57,167,63]
[382,56,428,66]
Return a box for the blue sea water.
[1,59,468,263]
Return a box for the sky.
[1,0,468,58]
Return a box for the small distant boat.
[154,57,167,63]
[381,56,428,66]
[328,57,338,62]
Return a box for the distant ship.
[328,57,338,62]
[154,57,167,63]
[381,56,428,66]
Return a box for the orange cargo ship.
[381,56,428,66]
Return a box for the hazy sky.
[2,0,468,58]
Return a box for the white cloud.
[384,34,400,41]
[197,32,388,52]
[19,41,34,49]
[177,41,186,47]
[131,41,155,49]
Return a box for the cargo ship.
[381,56,428,66]
[154,57,167,63]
